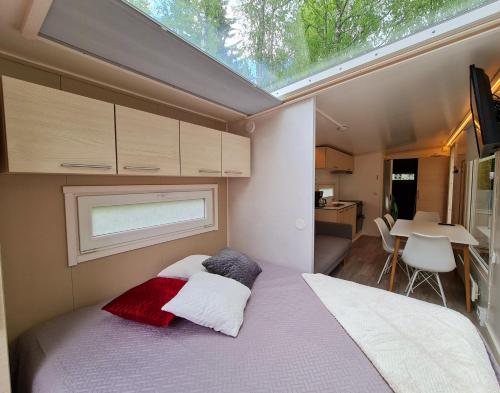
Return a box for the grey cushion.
[202,248,262,289]
[314,235,351,274]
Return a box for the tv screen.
[470,65,500,157]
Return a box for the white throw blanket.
[302,273,500,393]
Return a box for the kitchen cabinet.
[222,132,251,177]
[116,105,180,176]
[180,122,222,177]
[1,76,116,174]
[315,204,357,238]
[315,146,353,172]
[339,205,357,238]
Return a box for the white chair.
[414,211,440,222]
[374,218,410,284]
[384,213,395,228]
[402,233,456,307]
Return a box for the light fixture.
[445,112,472,148]
[244,120,256,134]
[444,76,499,148]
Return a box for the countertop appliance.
[340,200,364,233]
[315,191,327,208]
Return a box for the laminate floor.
[331,235,477,323]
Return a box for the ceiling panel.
[315,26,500,155]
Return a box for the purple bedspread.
[14,262,392,393]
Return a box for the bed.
[13,262,499,393]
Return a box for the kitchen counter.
[315,202,357,238]
[315,202,356,210]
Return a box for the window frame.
[467,156,494,272]
[64,184,218,266]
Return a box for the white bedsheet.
[303,273,500,393]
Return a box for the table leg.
[463,245,472,313]
[389,236,401,292]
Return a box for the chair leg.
[404,264,411,281]
[435,273,447,307]
[377,254,392,284]
[406,270,419,296]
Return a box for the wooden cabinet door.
[315,209,338,222]
[325,148,343,171]
[346,206,357,238]
[116,105,180,176]
[416,156,449,221]
[315,147,326,169]
[324,147,354,172]
[343,153,354,172]
[180,122,221,177]
[222,132,250,177]
[2,76,116,174]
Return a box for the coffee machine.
[315,191,327,208]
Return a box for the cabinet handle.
[198,169,221,174]
[123,165,160,171]
[60,163,113,170]
[224,170,243,175]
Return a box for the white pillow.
[157,255,210,279]
[162,271,251,337]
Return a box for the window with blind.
[64,185,218,266]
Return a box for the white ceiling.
[315,26,500,155]
[0,0,246,122]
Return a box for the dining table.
[389,219,479,312]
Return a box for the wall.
[0,248,10,391]
[0,55,228,342]
[339,152,384,236]
[227,99,316,273]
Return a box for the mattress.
[14,262,392,393]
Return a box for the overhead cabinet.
[315,146,353,173]
[222,132,251,177]
[0,76,251,177]
[1,76,116,174]
[180,122,222,177]
[116,105,180,176]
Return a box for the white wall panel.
[339,152,384,236]
[228,99,316,272]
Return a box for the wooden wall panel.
[0,55,228,343]
[0,248,11,392]
[61,76,156,113]
[0,57,60,89]
[416,156,450,221]
[0,174,74,342]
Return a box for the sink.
[330,203,345,207]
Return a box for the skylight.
[124,0,496,97]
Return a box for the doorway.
[391,159,418,219]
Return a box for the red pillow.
[102,277,186,327]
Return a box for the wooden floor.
[331,235,476,322]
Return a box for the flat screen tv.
[470,64,500,157]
